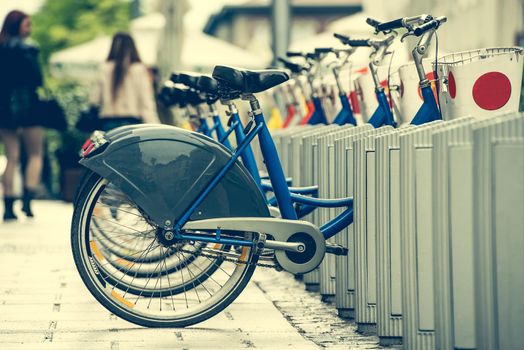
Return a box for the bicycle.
[71,14,447,328]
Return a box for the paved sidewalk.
[0,201,385,349]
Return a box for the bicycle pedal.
[325,244,348,256]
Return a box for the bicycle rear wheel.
[71,173,258,327]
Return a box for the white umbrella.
[182,31,268,70]
[49,36,111,80]
[327,12,376,33]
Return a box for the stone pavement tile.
[0,342,112,350]
[0,341,109,350]
[252,269,393,349]
[227,280,272,304]
[0,321,51,331]
[0,332,46,343]
[200,303,305,332]
[242,331,319,350]
[49,327,309,350]
[54,320,139,333]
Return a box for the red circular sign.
[448,71,456,99]
[472,72,511,110]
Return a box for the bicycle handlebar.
[333,33,350,45]
[347,39,370,47]
[366,17,381,29]
[376,18,404,32]
[413,16,447,36]
[305,52,321,60]
[278,57,305,74]
[334,33,371,47]
[286,51,304,58]
[315,47,333,54]
[373,14,434,33]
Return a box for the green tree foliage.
[31,0,132,66]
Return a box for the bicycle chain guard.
[183,217,326,274]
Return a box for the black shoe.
[22,188,35,218]
[3,196,18,221]
[3,212,17,221]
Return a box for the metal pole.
[131,0,141,19]
[271,0,291,66]
[157,0,188,82]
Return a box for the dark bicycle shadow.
[98,326,241,333]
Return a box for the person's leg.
[0,128,21,220]
[20,126,44,217]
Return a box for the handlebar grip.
[277,57,304,74]
[306,52,320,60]
[315,47,333,54]
[277,57,290,64]
[286,51,304,57]
[366,17,381,28]
[376,17,404,32]
[347,39,370,47]
[413,20,439,36]
[333,33,350,44]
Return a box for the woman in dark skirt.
[0,10,44,220]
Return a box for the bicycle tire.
[71,173,258,327]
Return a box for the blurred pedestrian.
[0,10,44,221]
[90,32,160,131]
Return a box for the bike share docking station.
[73,12,523,350]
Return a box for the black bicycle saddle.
[159,85,190,107]
[196,75,218,95]
[171,72,201,90]
[212,66,289,95]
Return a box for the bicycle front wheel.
[71,173,258,327]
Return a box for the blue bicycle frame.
[173,98,353,245]
[198,106,318,202]
[209,114,233,150]
[410,84,440,125]
[226,110,261,186]
[368,88,396,128]
[226,108,318,204]
[307,96,328,124]
[196,117,211,136]
[193,106,260,187]
[409,31,442,125]
[332,93,357,126]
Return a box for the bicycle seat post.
[295,75,308,100]
[208,101,219,117]
[369,61,382,92]
[306,71,317,99]
[332,65,346,95]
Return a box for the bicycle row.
[71,13,523,350]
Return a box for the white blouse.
[90,62,160,124]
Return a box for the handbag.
[76,106,100,132]
[37,98,68,131]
